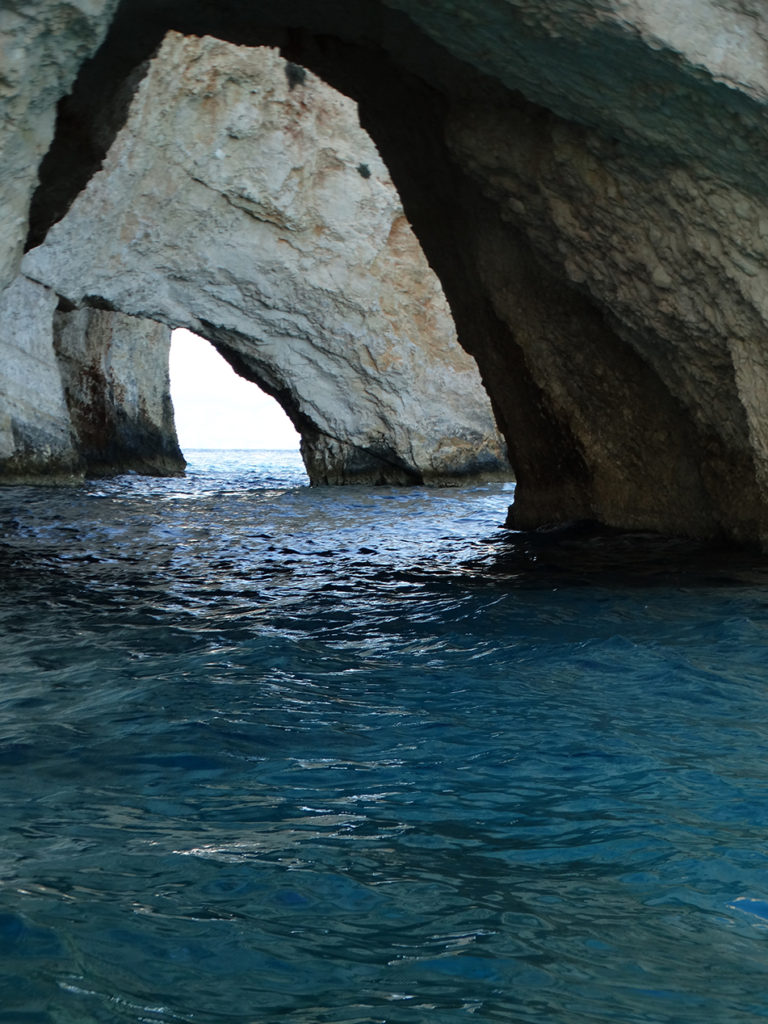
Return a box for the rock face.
[420,8,768,539]
[54,307,184,477]
[23,33,508,486]
[0,0,118,291]
[0,275,80,483]
[0,273,184,480]
[6,1,768,540]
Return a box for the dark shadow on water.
[460,519,768,589]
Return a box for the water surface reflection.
[1,451,767,1022]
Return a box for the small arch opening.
[169,327,302,455]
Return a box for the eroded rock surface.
[54,307,184,477]
[0,275,79,482]
[375,0,768,542]
[0,273,184,480]
[23,33,508,485]
[0,0,118,291]
[6,1,768,539]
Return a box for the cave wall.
[0,272,184,480]
[434,64,768,538]
[54,307,185,477]
[4,1,768,539]
[0,0,119,292]
[0,274,80,483]
[23,33,508,486]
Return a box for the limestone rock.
[427,36,768,538]
[0,0,118,291]
[360,0,768,542]
[0,274,80,483]
[0,273,184,481]
[54,308,185,477]
[22,32,508,486]
[9,1,768,539]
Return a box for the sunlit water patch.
[2,450,768,1022]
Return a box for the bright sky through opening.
[169,328,301,450]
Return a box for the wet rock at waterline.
[23,34,509,487]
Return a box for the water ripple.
[2,452,768,1022]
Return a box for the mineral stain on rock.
[284,62,307,90]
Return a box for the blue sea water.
[2,449,768,1023]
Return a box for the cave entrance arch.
[22,32,509,491]
[20,0,768,542]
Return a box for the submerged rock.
[23,34,509,487]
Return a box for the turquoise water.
[2,450,768,1023]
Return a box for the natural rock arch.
[5,1,768,542]
[20,34,508,486]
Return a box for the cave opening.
[16,28,509,491]
[18,0,662,534]
[169,328,301,455]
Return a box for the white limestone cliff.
[54,306,184,477]
[0,0,118,291]
[0,275,79,482]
